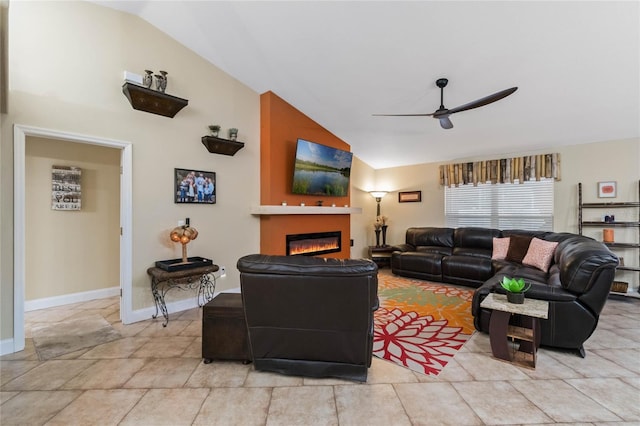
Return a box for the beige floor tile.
[453,380,552,424]
[367,356,420,384]
[2,360,95,391]
[137,320,192,337]
[394,382,483,425]
[0,360,41,385]
[621,375,640,390]
[244,368,304,387]
[597,313,638,330]
[110,320,150,337]
[46,389,146,426]
[25,308,78,323]
[124,358,200,388]
[428,357,474,382]
[182,337,203,358]
[178,320,202,337]
[511,379,621,423]
[61,358,146,389]
[131,336,195,358]
[454,352,530,381]
[592,348,640,374]
[0,391,20,405]
[53,347,92,360]
[193,387,271,426]
[120,388,209,425]
[458,331,492,353]
[185,360,250,387]
[267,385,338,426]
[174,307,202,321]
[549,350,636,378]
[334,384,412,426]
[303,375,361,386]
[585,327,639,349]
[79,336,150,359]
[0,390,81,425]
[567,378,640,422]
[520,350,586,380]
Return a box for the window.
[445,179,554,231]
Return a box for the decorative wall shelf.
[201,135,245,156]
[250,205,362,215]
[122,82,188,118]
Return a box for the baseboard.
[1,338,15,356]
[126,287,242,324]
[25,286,120,312]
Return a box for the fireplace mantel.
[250,205,362,215]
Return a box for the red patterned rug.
[373,272,475,376]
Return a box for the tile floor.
[1,277,639,425]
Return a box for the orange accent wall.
[260,92,351,258]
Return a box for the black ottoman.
[202,293,251,363]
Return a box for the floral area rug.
[373,272,475,376]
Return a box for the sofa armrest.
[393,244,415,252]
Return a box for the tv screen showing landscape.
[292,139,353,196]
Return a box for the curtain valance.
[439,153,560,187]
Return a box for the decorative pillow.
[522,237,559,272]
[505,235,534,263]
[491,237,511,260]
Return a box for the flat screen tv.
[292,139,353,196]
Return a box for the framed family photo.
[175,168,216,204]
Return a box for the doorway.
[13,124,132,354]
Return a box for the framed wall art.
[52,165,81,211]
[175,168,216,204]
[597,181,616,198]
[398,190,422,203]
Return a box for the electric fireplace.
[286,231,341,256]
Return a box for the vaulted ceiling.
[93,1,639,169]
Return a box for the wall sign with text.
[52,165,82,211]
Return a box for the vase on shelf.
[381,225,388,246]
[375,229,381,247]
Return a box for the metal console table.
[147,264,218,326]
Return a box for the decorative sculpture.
[143,70,153,88]
[169,218,198,263]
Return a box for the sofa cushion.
[416,246,453,256]
[505,234,533,263]
[454,227,501,250]
[522,237,559,272]
[442,255,494,286]
[491,237,510,260]
[453,247,492,258]
[392,252,445,276]
[406,227,454,248]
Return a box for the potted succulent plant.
[208,125,221,137]
[500,276,531,304]
[228,128,238,141]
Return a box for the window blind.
[445,179,554,231]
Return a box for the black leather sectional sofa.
[391,227,619,356]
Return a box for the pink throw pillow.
[522,237,559,272]
[491,237,511,260]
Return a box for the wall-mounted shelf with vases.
[201,135,245,156]
[578,181,640,298]
[122,82,188,118]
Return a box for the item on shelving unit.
[603,228,614,243]
[208,125,221,137]
[317,201,323,206]
[619,257,624,266]
[169,217,199,264]
[143,70,153,88]
[382,225,388,246]
[300,202,305,206]
[228,128,238,140]
[282,201,287,206]
[154,71,168,93]
[611,281,629,293]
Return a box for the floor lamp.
[369,191,388,217]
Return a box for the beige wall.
[25,137,120,300]
[1,1,261,340]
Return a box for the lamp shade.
[369,191,388,199]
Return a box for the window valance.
[439,153,560,187]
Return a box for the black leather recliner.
[237,254,379,382]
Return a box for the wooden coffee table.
[480,293,549,368]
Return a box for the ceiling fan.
[373,78,518,129]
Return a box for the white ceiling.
[93,1,639,169]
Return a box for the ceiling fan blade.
[446,87,517,115]
[372,113,434,117]
[439,116,453,129]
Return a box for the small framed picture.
[597,181,616,198]
[398,190,422,203]
[175,168,216,204]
